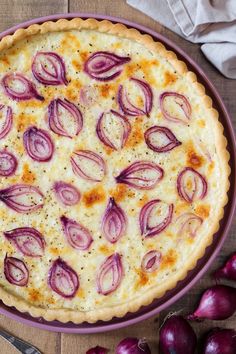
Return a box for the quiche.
[0,18,230,323]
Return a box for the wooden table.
[0,1,235,353]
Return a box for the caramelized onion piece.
[96,110,131,150]
[71,150,106,182]
[4,227,45,257]
[48,258,79,298]
[0,184,44,213]
[97,253,123,295]
[48,98,83,138]
[144,126,181,152]
[160,92,191,124]
[177,167,207,202]
[23,126,54,162]
[60,215,93,250]
[102,197,127,243]
[84,51,130,81]
[2,73,44,101]
[141,250,162,273]
[0,104,13,139]
[118,78,153,117]
[176,212,203,239]
[140,199,173,238]
[0,150,17,176]
[32,52,68,85]
[116,161,164,190]
[53,181,80,206]
[4,255,29,286]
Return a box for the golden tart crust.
[0,18,230,323]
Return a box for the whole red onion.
[116,337,151,354]
[214,252,236,281]
[86,346,108,354]
[202,328,236,354]
[159,315,197,354]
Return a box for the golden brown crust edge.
[0,18,231,324]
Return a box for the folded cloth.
[127,0,236,79]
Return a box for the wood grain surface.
[0,1,235,353]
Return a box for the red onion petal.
[176,212,203,238]
[97,253,123,295]
[48,258,79,298]
[2,73,44,101]
[116,161,164,190]
[71,150,106,182]
[4,227,45,257]
[141,250,162,273]
[203,328,236,354]
[4,255,29,286]
[96,110,131,150]
[177,167,207,202]
[0,150,17,176]
[0,184,44,213]
[144,126,181,152]
[60,215,93,251]
[86,346,108,354]
[23,126,54,162]
[53,181,80,206]
[0,104,13,139]
[117,78,153,117]
[116,337,151,354]
[159,315,197,354]
[187,285,236,321]
[48,98,83,138]
[102,197,127,243]
[84,51,130,81]
[32,52,68,85]
[159,92,191,124]
[140,199,173,237]
[213,253,236,281]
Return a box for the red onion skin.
[0,104,13,139]
[159,315,197,354]
[86,346,108,354]
[4,255,29,286]
[188,285,236,321]
[202,328,236,354]
[0,150,18,176]
[84,51,130,81]
[116,337,151,354]
[213,253,236,281]
[144,126,181,153]
[23,126,54,162]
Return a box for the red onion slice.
[96,110,131,150]
[141,250,162,273]
[32,52,68,85]
[60,215,93,251]
[116,161,164,190]
[79,85,98,107]
[144,126,181,153]
[118,78,153,117]
[159,92,191,124]
[4,255,29,286]
[48,258,79,298]
[0,104,13,139]
[177,167,207,203]
[4,227,45,257]
[53,181,80,206]
[84,51,130,81]
[48,98,83,138]
[71,150,106,182]
[0,150,17,176]
[140,199,173,238]
[176,212,203,238]
[97,253,123,295]
[23,126,54,162]
[2,73,44,101]
[102,197,127,243]
[0,184,44,213]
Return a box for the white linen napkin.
[127,0,236,79]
